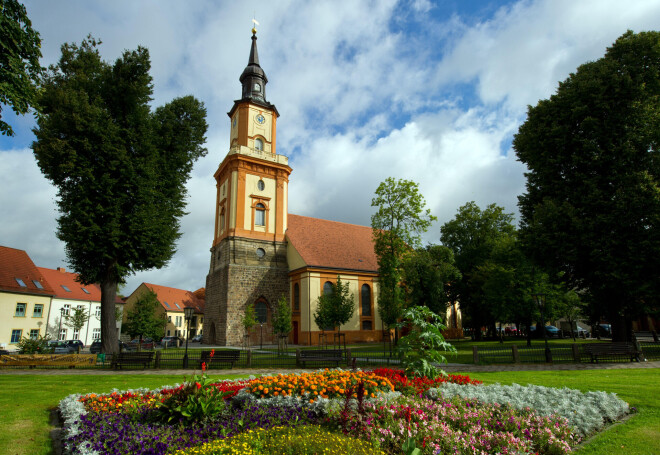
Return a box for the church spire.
[240,28,268,102]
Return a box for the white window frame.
[59,329,67,341]
[95,306,101,317]
[63,304,71,316]
[92,328,101,340]
[15,303,26,317]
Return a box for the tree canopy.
[514,30,660,341]
[314,276,355,335]
[0,0,43,136]
[32,37,208,353]
[123,290,166,342]
[371,178,436,335]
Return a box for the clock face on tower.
[255,114,265,125]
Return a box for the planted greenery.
[396,305,456,379]
[433,382,630,437]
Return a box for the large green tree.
[371,178,436,340]
[440,202,517,339]
[514,31,660,341]
[0,0,43,136]
[401,244,461,316]
[32,37,208,354]
[123,290,166,343]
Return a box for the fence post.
[246,349,252,367]
[154,350,161,369]
[512,345,520,363]
[346,348,352,367]
[295,349,301,367]
[571,344,580,363]
[472,346,479,364]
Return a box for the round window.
[257,180,265,191]
[256,248,266,259]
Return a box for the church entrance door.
[293,321,299,344]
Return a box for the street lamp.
[58,307,66,340]
[259,323,264,350]
[533,293,552,363]
[183,307,195,369]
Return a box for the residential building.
[0,246,55,349]
[37,267,124,344]
[123,283,204,342]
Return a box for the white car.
[191,334,203,343]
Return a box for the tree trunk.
[100,271,119,355]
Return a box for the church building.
[203,29,384,346]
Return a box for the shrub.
[17,334,52,354]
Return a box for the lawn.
[0,368,657,454]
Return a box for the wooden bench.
[111,351,154,370]
[583,343,641,363]
[634,331,658,342]
[296,349,344,368]
[198,350,240,369]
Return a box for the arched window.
[255,203,266,226]
[293,283,300,311]
[323,281,333,296]
[255,301,267,323]
[361,284,371,316]
[219,208,225,232]
[254,138,264,151]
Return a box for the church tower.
[204,28,292,346]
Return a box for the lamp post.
[533,293,552,363]
[58,307,66,340]
[259,323,264,350]
[183,307,195,369]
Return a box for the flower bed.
[59,367,629,454]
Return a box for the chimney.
[57,267,66,273]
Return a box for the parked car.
[191,334,203,343]
[128,337,155,350]
[89,340,130,354]
[504,326,518,335]
[160,336,183,347]
[596,323,612,338]
[571,326,590,338]
[530,325,562,338]
[48,340,76,354]
[65,340,85,351]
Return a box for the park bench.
[583,342,641,363]
[633,331,658,342]
[198,350,240,369]
[296,349,344,368]
[111,351,154,370]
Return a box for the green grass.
[462,369,660,455]
[1,369,657,454]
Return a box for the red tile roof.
[286,214,378,272]
[37,267,122,303]
[0,246,54,296]
[143,283,205,314]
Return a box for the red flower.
[201,362,206,372]
[210,349,215,360]
[195,382,202,389]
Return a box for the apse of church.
[203,28,384,346]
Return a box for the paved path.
[1,361,658,375]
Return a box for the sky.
[1,0,659,296]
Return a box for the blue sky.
[2,0,659,295]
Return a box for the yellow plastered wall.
[247,106,273,152]
[0,292,52,347]
[217,179,229,237]
[243,174,276,232]
[230,171,238,229]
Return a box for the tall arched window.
[361,284,371,316]
[293,283,300,311]
[255,203,266,226]
[323,281,333,296]
[254,138,264,151]
[255,301,267,323]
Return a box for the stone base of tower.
[204,236,289,346]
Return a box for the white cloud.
[3,0,659,295]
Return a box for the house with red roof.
[0,246,55,349]
[124,283,204,342]
[38,267,124,345]
[203,31,386,346]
